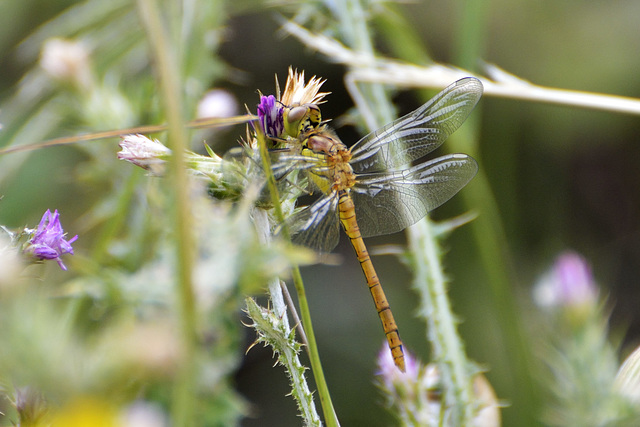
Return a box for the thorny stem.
[330,0,473,424]
[255,129,339,427]
[136,1,197,426]
[252,208,289,325]
[407,220,474,425]
[282,21,640,116]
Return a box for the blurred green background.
[1,0,639,425]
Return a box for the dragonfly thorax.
[304,128,356,193]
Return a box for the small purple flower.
[13,387,48,425]
[533,251,598,309]
[257,95,284,138]
[25,209,78,271]
[376,343,420,394]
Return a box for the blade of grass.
[135,1,197,426]
[451,1,541,424]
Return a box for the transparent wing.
[286,193,341,253]
[221,146,325,203]
[217,147,267,201]
[350,154,478,238]
[349,77,483,173]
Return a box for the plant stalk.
[255,129,340,427]
[330,0,474,423]
[135,1,197,426]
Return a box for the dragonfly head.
[283,103,322,139]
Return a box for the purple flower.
[25,210,78,271]
[533,251,598,309]
[376,342,420,394]
[257,95,284,138]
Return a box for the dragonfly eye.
[284,104,322,138]
[285,105,308,125]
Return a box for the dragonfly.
[277,77,484,372]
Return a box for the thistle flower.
[280,67,329,107]
[377,346,442,425]
[377,345,421,396]
[118,134,172,173]
[376,345,501,426]
[615,345,640,405]
[24,209,78,271]
[254,67,329,140]
[40,38,92,90]
[13,387,49,426]
[120,401,168,427]
[256,94,284,137]
[533,251,598,312]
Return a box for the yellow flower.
[48,397,120,427]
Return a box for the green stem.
[407,220,473,424]
[135,1,197,426]
[452,1,540,424]
[90,168,141,264]
[331,0,473,423]
[255,130,339,427]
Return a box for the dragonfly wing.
[220,147,299,202]
[349,77,483,173]
[351,154,478,238]
[287,193,341,253]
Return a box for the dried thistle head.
[280,67,329,107]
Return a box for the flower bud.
[615,344,640,404]
[13,387,48,426]
[118,134,171,173]
[376,344,501,426]
[120,401,168,427]
[40,38,92,89]
[533,251,598,312]
[197,89,238,119]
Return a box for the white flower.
[118,134,171,172]
[196,89,238,119]
[40,38,91,88]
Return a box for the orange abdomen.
[338,190,405,372]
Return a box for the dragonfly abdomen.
[338,190,406,372]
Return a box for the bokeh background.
[1,0,639,426]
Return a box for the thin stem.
[135,1,197,426]
[328,1,473,423]
[283,21,640,116]
[281,280,309,347]
[255,129,340,427]
[252,207,289,325]
[407,220,474,424]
